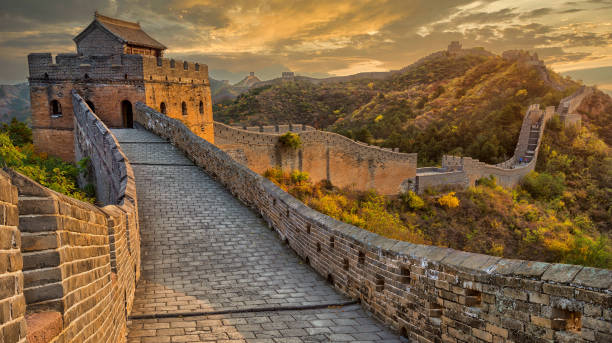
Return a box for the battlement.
[502,50,544,66]
[28,52,144,81]
[28,53,210,85]
[142,55,209,84]
[232,123,315,133]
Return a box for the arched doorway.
[160,102,166,114]
[121,100,133,128]
[86,100,95,113]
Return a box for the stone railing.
[230,123,316,133]
[0,93,140,343]
[72,90,140,316]
[135,102,612,343]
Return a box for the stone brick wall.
[75,25,125,56]
[214,122,416,194]
[71,90,140,317]
[232,124,316,133]
[8,169,136,343]
[417,101,556,192]
[135,102,612,343]
[142,56,214,142]
[28,52,215,160]
[0,93,140,343]
[0,170,27,343]
[414,169,468,193]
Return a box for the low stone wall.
[415,169,468,193]
[231,123,316,133]
[71,90,140,321]
[0,92,140,343]
[136,102,612,343]
[0,171,27,343]
[215,121,417,195]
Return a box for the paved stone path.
[113,129,403,343]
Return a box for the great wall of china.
[4,12,610,343]
[215,122,417,195]
[213,86,592,195]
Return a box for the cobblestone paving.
[113,129,402,342]
[127,305,400,343]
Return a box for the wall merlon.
[142,55,209,84]
[28,52,144,81]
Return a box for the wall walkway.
[134,102,612,343]
[114,128,401,342]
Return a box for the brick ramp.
[112,129,402,342]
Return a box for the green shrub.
[0,130,94,203]
[476,175,497,188]
[1,118,32,147]
[400,190,425,210]
[521,171,565,201]
[278,132,302,149]
[290,170,309,184]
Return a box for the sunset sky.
[1,0,611,84]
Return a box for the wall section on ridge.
[136,102,612,343]
[214,121,416,194]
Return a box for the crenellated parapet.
[141,56,209,85]
[28,53,144,82]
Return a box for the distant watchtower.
[448,41,462,54]
[28,12,214,161]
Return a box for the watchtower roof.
[74,12,167,50]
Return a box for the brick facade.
[214,122,417,195]
[0,171,27,343]
[135,102,612,343]
[28,14,214,162]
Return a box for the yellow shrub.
[438,191,460,208]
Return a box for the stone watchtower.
[28,12,214,161]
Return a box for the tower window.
[181,102,187,116]
[195,63,200,71]
[183,61,188,70]
[170,59,175,68]
[160,102,167,114]
[50,100,62,117]
[199,101,204,114]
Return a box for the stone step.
[18,196,57,215]
[23,281,63,306]
[21,232,58,252]
[22,250,60,271]
[18,214,60,233]
[23,266,62,288]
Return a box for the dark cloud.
[519,8,554,19]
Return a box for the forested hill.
[213,48,588,165]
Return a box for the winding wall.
[214,121,417,194]
[136,102,612,343]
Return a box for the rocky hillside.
[0,83,30,124]
[214,47,584,165]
